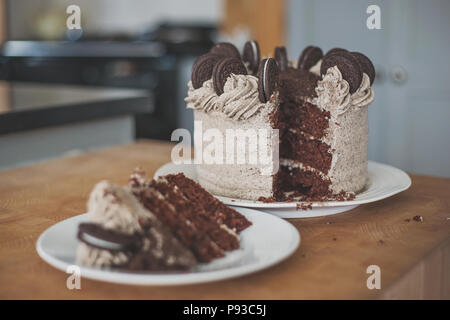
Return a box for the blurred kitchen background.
[0,0,449,177]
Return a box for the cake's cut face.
[185,41,375,202]
[131,171,251,263]
[76,170,251,271]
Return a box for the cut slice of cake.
[130,170,251,263]
[76,170,252,271]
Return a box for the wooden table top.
[0,140,449,299]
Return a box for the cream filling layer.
[280,158,330,181]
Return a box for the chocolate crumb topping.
[279,68,320,101]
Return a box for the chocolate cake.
[76,170,251,271]
[185,41,375,201]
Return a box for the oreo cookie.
[212,57,247,95]
[350,52,375,85]
[209,42,241,59]
[242,40,260,74]
[320,52,362,93]
[274,46,288,71]
[191,53,222,89]
[77,222,140,251]
[325,47,348,57]
[257,58,279,103]
[298,45,323,71]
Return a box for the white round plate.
[36,207,300,286]
[154,161,411,218]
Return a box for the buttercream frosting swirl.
[185,79,218,112]
[186,74,271,120]
[314,65,374,117]
[350,72,374,107]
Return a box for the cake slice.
[76,170,252,271]
[129,170,252,263]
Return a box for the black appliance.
[0,23,216,140]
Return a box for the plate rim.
[153,160,412,209]
[36,207,300,286]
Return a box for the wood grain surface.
[0,140,449,299]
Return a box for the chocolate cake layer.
[131,173,251,263]
[165,173,252,233]
[280,129,332,173]
[275,66,336,200]
[134,184,224,263]
[275,164,332,200]
[149,178,240,251]
[279,101,330,139]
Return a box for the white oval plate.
[36,207,300,286]
[154,161,411,218]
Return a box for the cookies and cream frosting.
[314,65,374,118]
[86,181,148,235]
[186,74,275,121]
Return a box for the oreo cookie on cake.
[191,53,222,89]
[212,57,247,95]
[274,46,288,72]
[320,51,363,93]
[209,42,241,59]
[242,40,261,74]
[257,58,280,103]
[298,46,323,71]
